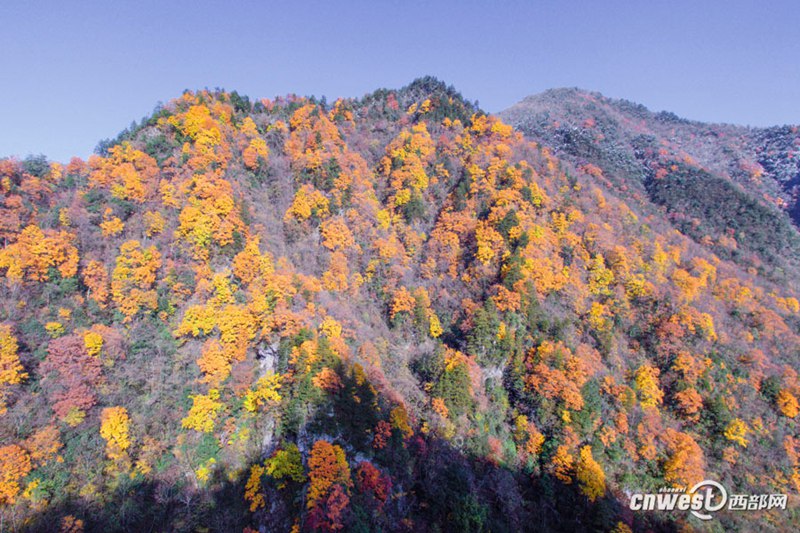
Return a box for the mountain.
[500,88,800,277]
[0,78,799,532]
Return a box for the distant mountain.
[501,89,800,277]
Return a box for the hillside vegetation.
[0,79,799,532]
[501,88,800,278]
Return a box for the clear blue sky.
[1,0,798,162]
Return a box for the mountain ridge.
[512,86,799,129]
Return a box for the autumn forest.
[1,78,799,532]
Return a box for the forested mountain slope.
[0,78,798,532]
[501,89,800,278]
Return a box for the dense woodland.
[0,78,799,532]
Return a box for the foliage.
[576,445,605,502]
[0,83,798,531]
[0,325,26,414]
[99,406,131,460]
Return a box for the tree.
[524,341,587,411]
[671,351,705,386]
[379,123,435,210]
[243,372,283,412]
[312,367,343,393]
[196,340,231,386]
[111,240,161,321]
[143,210,166,237]
[551,445,574,484]
[88,142,159,202]
[265,443,306,488]
[576,446,605,501]
[82,260,110,308]
[389,405,413,439]
[355,461,392,511]
[588,254,614,296]
[372,420,391,450]
[83,330,104,358]
[173,305,216,338]
[475,220,503,265]
[41,334,103,425]
[24,425,62,467]
[59,515,85,532]
[724,418,749,448]
[673,388,703,420]
[175,172,245,259]
[390,287,415,322]
[306,483,349,532]
[322,252,349,292]
[244,464,266,511]
[320,218,355,251]
[307,440,351,509]
[100,406,131,461]
[514,415,545,458]
[0,225,79,283]
[232,237,273,285]
[434,348,475,416]
[777,389,800,418]
[0,444,32,505]
[634,364,663,408]
[243,137,269,170]
[99,208,125,237]
[215,304,257,361]
[181,389,223,433]
[663,429,705,486]
[0,325,26,415]
[284,185,330,222]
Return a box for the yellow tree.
[576,446,606,502]
[320,218,356,251]
[88,142,159,202]
[111,240,162,321]
[182,389,223,433]
[724,418,749,448]
[284,184,330,223]
[0,325,26,415]
[0,444,32,505]
[389,405,413,439]
[176,173,245,259]
[243,373,282,412]
[551,445,574,484]
[475,221,503,265]
[663,429,705,486]
[143,210,166,237]
[244,464,266,511]
[777,389,800,418]
[232,237,273,285]
[634,364,664,408]
[83,330,104,358]
[99,406,131,461]
[197,340,231,386]
[0,225,79,283]
[243,137,269,170]
[99,208,124,237]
